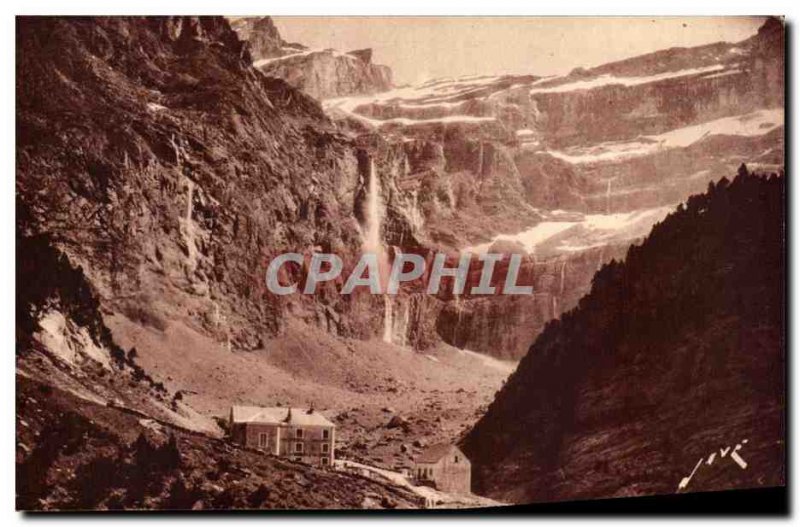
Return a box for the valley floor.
[106,315,515,475]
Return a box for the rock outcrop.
[16,375,420,510]
[231,16,393,100]
[228,16,290,59]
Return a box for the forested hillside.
[462,167,785,503]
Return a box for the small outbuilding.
[413,443,471,494]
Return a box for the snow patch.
[324,93,496,128]
[463,206,672,256]
[546,109,784,165]
[649,109,783,148]
[702,69,743,80]
[463,222,576,254]
[35,310,112,369]
[253,48,355,68]
[529,64,727,95]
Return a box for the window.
[296,429,304,439]
[295,442,304,454]
[455,455,459,463]
[258,433,268,448]
[321,457,330,466]
[321,443,330,454]
[322,429,330,440]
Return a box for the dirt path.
[336,459,505,509]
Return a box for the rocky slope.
[232,17,393,100]
[461,168,785,503]
[16,375,421,510]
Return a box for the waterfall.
[185,178,194,223]
[452,294,462,346]
[182,177,197,272]
[553,259,566,319]
[361,158,393,344]
[406,190,425,233]
[363,159,383,256]
[213,301,220,328]
[606,178,613,214]
[382,296,394,343]
[395,301,410,347]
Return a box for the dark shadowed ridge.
[461,167,785,504]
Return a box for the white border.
[4,1,797,525]
[4,0,799,15]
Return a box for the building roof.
[230,405,335,427]
[416,443,464,464]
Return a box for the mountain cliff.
[16,15,407,349]
[321,17,783,358]
[16,15,408,435]
[231,17,393,100]
[461,168,785,503]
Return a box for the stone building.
[229,405,335,467]
[413,443,471,494]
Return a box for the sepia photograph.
[12,6,787,516]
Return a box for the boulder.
[386,415,410,430]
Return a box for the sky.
[272,17,766,85]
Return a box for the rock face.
[327,25,784,212]
[17,16,396,354]
[434,245,627,360]
[257,49,393,101]
[228,16,288,58]
[320,18,784,358]
[231,16,393,100]
[325,16,784,220]
[461,170,785,503]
